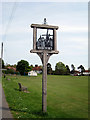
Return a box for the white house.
[28,71,37,76]
[83,70,90,76]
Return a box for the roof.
[7,67,16,71]
[32,66,42,71]
[75,70,90,73]
[74,70,80,73]
[84,70,90,72]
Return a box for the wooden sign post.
[30,19,59,112]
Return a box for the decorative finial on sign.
[44,18,47,24]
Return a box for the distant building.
[28,71,37,76]
[73,70,90,76]
[71,70,80,76]
[83,70,90,76]
[7,66,16,72]
[32,66,42,74]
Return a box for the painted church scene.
[36,29,54,50]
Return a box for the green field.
[2,75,88,119]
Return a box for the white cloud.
[60,25,88,33]
[61,36,88,45]
[1,25,32,36]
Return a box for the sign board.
[36,29,54,50]
[30,23,59,53]
[30,20,59,112]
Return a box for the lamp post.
[30,19,59,112]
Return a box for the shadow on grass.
[9,107,48,117]
[9,107,88,120]
[14,88,30,93]
[14,88,19,91]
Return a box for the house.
[7,66,16,72]
[71,70,80,76]
[73,70,90,76]
[28,71,37,76]
[83,70,90,76]
[32,66,42,74]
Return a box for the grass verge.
[2,75,88,119]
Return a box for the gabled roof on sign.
[31,24,59,30]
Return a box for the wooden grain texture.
[42,52,47,112]
[33,27,37,50]
[53,29,57,51]
[31,24,59,30]
[30,49,59,54]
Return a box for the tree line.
[2,59,86,76]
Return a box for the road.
[0,82,14,119]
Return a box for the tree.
[13,64,16,68]
[66,65,70,75]
[71,64,75,74]
[26,65,33,72]
[2,59,5,68]
[5,68,15,74]
[16,60,29,75]
[35,64,38,67]
[47,63,52,74]
[78,65,85,76]
[55,62,67,75]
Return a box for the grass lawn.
[2,75,88,119]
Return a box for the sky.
[0,1,88,70]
